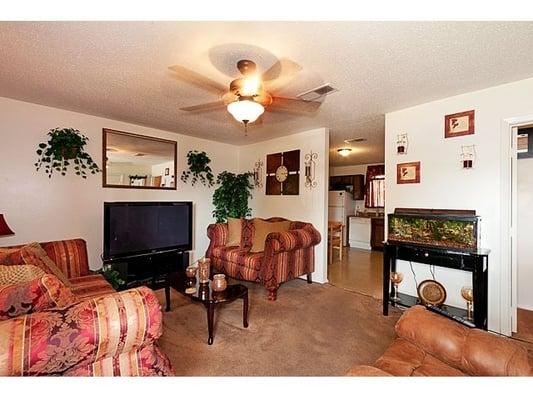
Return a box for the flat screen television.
[103,201,192,261]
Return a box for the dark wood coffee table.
[165,271,248,345]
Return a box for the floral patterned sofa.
[0,239,173,376]
[206,217,321,300]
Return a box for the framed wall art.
[397,161,420,184]
[445,110,475,138]
[266,149,300,195]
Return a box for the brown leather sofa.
[348,305,533,376]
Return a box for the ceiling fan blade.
[269,96,321,114]
[180,100,226,112]
[168,65,227,95]
[262,58,302,93]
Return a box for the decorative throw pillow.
[0,264,45,285]
[226,217,242,247]
[0,243,71,287]
[250,219,292,253]
[0,274,77,320]
[240,219,255,251]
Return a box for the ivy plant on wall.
[212,171,254,223]
[35,127,101,178]
[181,150,215,187]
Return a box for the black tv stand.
[104,249,190,294]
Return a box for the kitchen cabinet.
[329,174,365,200]
[371,218,385,250]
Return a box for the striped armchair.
[0,239,174,376]
[206,218,321,300]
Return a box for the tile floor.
[327,247,383,299]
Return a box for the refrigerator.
[328,190,356,246]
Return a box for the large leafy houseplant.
[181,150,215,187]
[35,127,101,178]
[212,171,254,223]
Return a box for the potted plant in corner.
[35,127,101,178]
[212,171,254,223]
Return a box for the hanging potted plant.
[181,150,215,187]
[212,171,254,223]
[35,127,101,178]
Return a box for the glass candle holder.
[198,257,211,283]
[390,272,404,302]
[461,286,474,320]
[212,274,227,292]
[185,266,197,278]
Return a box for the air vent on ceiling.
[344,137,367,144]
[296,83,338,101]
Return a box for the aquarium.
[388,210,480,250]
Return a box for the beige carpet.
[155,279,402,376]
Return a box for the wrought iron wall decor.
[304,150,318,189]
[396,133,408,155]
[253,159,263,188]
[460,145,476,169]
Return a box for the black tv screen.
[103,201,192,260]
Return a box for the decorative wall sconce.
[253,159,263,188]
[397,133,408,155]
[304,151,318,189]
[460,145,476,169]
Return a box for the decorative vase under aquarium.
[390,271,403,302]
[388,208,480,250]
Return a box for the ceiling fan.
[168,58,322,130]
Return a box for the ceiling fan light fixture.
[337,148,352,157]
[227,99,264,125]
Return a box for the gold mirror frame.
[102,128,177,190]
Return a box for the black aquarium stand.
[383,242,490,330]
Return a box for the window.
[365,165,385,208]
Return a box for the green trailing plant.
[35,127,101,178]
[96,265,125,290]
[181,150,215,187]
[212,171,254,223]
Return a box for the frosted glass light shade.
[337,148,352,157]
[227,100,264,124]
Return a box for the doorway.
[513,125,533,344]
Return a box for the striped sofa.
[0,239,173,376]
[206,217,321,301]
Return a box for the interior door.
[511,126,518,333]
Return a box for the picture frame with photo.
[445,110,475,138]
[397,161,421,184]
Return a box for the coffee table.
[165,271,248,345]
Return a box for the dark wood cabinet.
[329,174,365,200]
[371,218,384,250]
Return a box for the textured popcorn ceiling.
[1,21,533,166]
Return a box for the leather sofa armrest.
[0,286,163,376]
[346,365,393,376]
[395,305,533,376]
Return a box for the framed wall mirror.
[102,128,177,190]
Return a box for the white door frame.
[500,115,533,336]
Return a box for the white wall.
[238,128,330,283]
[517,157,533,310]
[0,96,239,268]
[329,163,374,177]
[385,76,533,332]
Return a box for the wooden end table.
[165,271,249,345]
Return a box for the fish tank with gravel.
[387,208,480,250]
